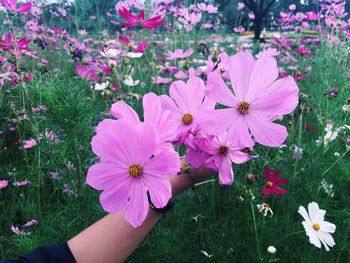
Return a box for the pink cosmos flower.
[166,48,193,60]
[118,8,164,29]
[237,2,245,10]
[197,3,218,14]
[262,167,287,196]
[151,76,172,84]
[234,26,245,33]
[13,179,30,187]
[87,120,180,227]
[10,226,30,235]
[248,11,255,20]
[1,0,32,13]
[0,180,8,190]
[23,138,37,149]
[201,51,299,147]
[160,76,215,142]
[201,129,252,185]
[119,35,149,53]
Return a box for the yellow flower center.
[263,203,270,208]
[237,101,250,114]
[182,113,193,125]
[313,223,320,231]
[218,146,229,155]
[266,181,273,187]
[128,164,143,178]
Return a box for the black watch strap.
[147,191,175,214]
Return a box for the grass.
[0,31,349,263]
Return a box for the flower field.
[0,0,349,262]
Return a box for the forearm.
[68,169,212,263]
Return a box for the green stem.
[250,201,262,261]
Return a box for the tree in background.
[242,0,276,40]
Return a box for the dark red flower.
[262,167,288,196]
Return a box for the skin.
[68,166,214,263]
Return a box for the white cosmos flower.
[100,48,119,58]
[298,202,336,251]
[124,76,140,87]
[93,81,109,91]
[257,203,273,217]
[127,52,143,58]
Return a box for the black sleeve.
[1,242,76,263]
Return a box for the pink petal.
[228,150,251,164]
[206,71,236,107]
[251,76,299,116]
[99,177,131,213]
[144,148,180,177]
[246,56,279,101]
[134,123,159,165]
[124,181,149,227]
[160,95,182,116]
[87,162,128,190]
[169,80,190,112]
[198,108,237,136]
[92,120,136,163]
[226,115,254,148]
[186,148,206,168]
[218,157,233,185]
[186,76,206,112]
[143,92,162,126]
[143,175,172,208]
[156,111,177,142]
[110,101,140,124]
[228,51,255,100]
[16,2,31,13]
[246,112,288,147]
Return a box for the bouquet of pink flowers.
[87,51,299,227]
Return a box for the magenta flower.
[75,65,99,82]
[118,8,164,30]
[87,120,180,227]
[160,76,215,142]
[0,32,31,52]
[1,0,32,13]
[262,167,288,196]
[166,48,194,60]
[202,129,252,185]
[119,35,149,53]
[202,51,299,147]
[0,180,8,190]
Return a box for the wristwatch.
[147,191,175,214]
